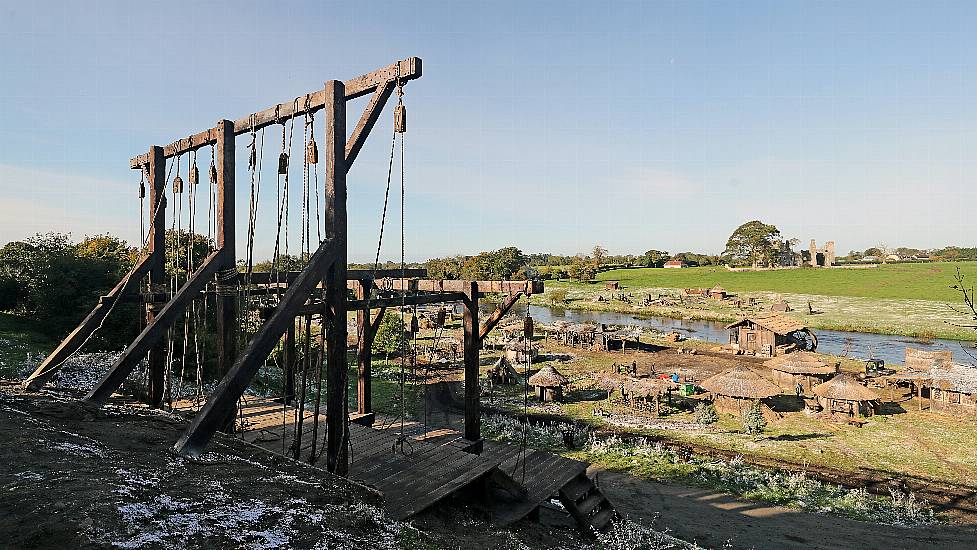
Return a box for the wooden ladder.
[557,472,619,535]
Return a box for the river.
[498,303,975,366]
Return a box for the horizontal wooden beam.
[129,58,422,168]
[284,291,468,317]
[384,279,542,295]
[241,268,427,285]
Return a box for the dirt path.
[596,468,977,550]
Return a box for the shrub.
[372,313,408,356]
[694,402,718,425]
[548,288,569,306]
[741,401,766,435]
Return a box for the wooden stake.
[215,119,237,429]
[146,146,167,407]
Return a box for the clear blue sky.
[1,0,976,262]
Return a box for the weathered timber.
[322,80,349,476]
[283,319,296,404]
[478,291,524,342]
[145,146,168,407]
[285,291,468,318]
[215,119,237,430]
[242,268,426,285]
[384,279,542,294]
[129,58,421,168]
[463,282,480,442]
[355,281,372,416]
[171,238,339,457]
[85,250,224,405]
[23,255,152,390]
[345,80,395,167]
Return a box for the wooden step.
[590,505,615,531]
[560,473,593,502]
[577,491,605,516]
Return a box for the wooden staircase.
[558,472,619,535]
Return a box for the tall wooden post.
[355,280,372,418]
[146,146,167,408]
[283,319,296,403]
[215,119,237,429]
[463,281,481,443]
[323,80,349,475]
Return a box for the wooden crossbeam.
[479,291,524,342]
[385,279,542,295]
[85,250,224,405]
[172,239,340,457]
[22,255,152,390]
[129,58,421,168]
[345,80,395,167]
[240,268,427,285]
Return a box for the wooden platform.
[171,396,601,524]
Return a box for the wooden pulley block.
[209,159,218,184]
[278,152,289,175]
[172,175,184,194]
[138,180,146,199]
[306,138,318,164]
[409,314,420,334]
[188,163,199,185]
[394,104,406,133]
[524,315,534,339]
[436,307,447,328]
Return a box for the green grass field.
[0,313,53,379]
[586,261,977,302]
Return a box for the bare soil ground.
[0,381,594,550]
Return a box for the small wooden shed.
[764,352,838,396]
[812,373,879,418]
[708,284,728,300]
[528,365,569,402]
[726,313,817,357]
[701,365,781,415]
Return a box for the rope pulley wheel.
[278,151,289,175]
[436,307,446,328]
[524,315,534,339]
[173,175,184,194]
[306,137,318,165]
[189,160,199,186]
[409,313,420,334]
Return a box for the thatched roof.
[710,284,727,293]
[929,363,977,393]
[701,365,781,399]
[596,374,622,393]
[528,365,569,388]
[726,313,807,335]
[812,373,878,401]
[765,352,837,375]
[492,357,519,377]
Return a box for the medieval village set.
[14,57,977,541]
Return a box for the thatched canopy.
[701,365,781,399]
[528,365,569,388]
[929,364,977,393]
[812,373,878,401]
[492,357,519,378]
[765,352,837,375]
[726,313,807,336]
[710,284,727,294]
[596,374,622,393]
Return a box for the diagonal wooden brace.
[478,291,524,342]
[172,237,340,457]
[84,250,224,405]
[23,255,152,390]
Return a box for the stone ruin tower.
[808,240,835,267]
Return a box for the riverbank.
[535,281,977,342]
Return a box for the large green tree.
[642,249,670,268]
[723,220,782,267]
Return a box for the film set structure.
[21,58,618,532]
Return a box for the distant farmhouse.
[663,260,686,269]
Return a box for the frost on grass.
[589,519,704,550]
[586,436,939,527]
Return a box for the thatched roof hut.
[726,313,817,356]
[708,284,728,299]
[528,365,569,388]
[765,352,838,395]
[627,377,679,399]
[701,365,780,414]
[489,357,520,385]
[528,365,569,402]
[812,373,879,417]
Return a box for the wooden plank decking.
[171,396,590,522]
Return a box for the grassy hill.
[590,261,977,302]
